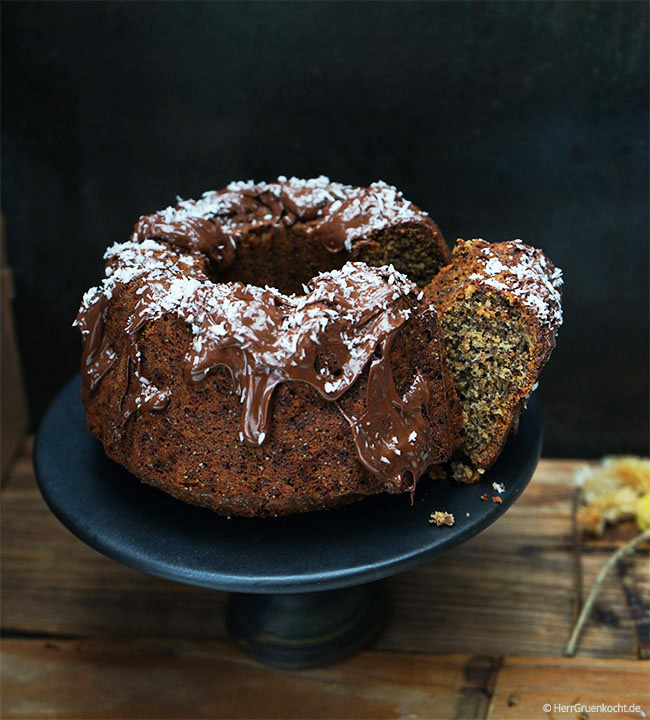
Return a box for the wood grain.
[2,640,648,720]
[1,639,494,720]
[2,445,648,720]
[0,219,28,481]
[2,452,643,658]
[618,552,650,659]
[487,656,649,719]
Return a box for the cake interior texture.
[424,238,563,483]
[439,290,533,481]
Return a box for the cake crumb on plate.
[429,510,455,526]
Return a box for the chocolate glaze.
[339,336,433,494]
[133,214,236,271]
[131,176,427,261]
[119,314,172,419]
[76,238,444,490]
[75,294,117,391]
[184,265,415,452]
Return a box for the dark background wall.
[2,1,648,456]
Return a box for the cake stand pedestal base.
[35,377,542,671]
[227,583,389,669]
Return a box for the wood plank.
[387,464,646,658]
[0,639,494,720]
[1,437,33,492]
[0,219,28,482]
[1,457,643,658]
[487,656,649,719]
[0,487,230,639]
[379,540,640,659]
[618,552,650,659]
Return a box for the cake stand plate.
[35,375,543,668]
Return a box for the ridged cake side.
[77,235,462,517]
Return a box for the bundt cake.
[425,238,563,483]
[75,178,463,517]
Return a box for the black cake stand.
[34,375,542,668]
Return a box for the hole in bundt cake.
[210,221,447,295]
[215,222,348,294]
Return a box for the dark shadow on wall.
[2,0,648,456]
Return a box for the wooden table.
[2,441,648,719]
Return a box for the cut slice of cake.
[425,238,563,482]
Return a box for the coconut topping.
[130,176,426,261]
[465,238,563,327]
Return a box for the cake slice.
[425,238,563,482]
